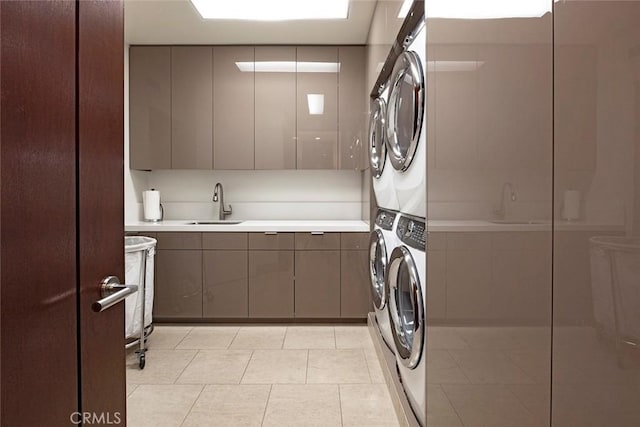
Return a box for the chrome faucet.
[212,182,232,220]
[494,182,517,219]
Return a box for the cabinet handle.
[264,232,278,235]
[311,232,324,236]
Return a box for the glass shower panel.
[426,2,553,425]
[552,1,640,425]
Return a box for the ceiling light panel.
[191,0,350,21]
[235,61,340,73]
[426,0,552,19]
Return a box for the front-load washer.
[369,89,400,211]
[388,213,426,426]
[369,208,399,353]
[386,20,426,218]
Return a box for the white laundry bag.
[124,236,156,339]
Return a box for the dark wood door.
[1,2,78,425]
[77,0,126,420]
[1,1,125,424]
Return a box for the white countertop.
[427,220,624,232]
[125,220,370,233]
[125,219,624,233]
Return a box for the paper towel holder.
[143,189,164,222]
[144,203,164,222]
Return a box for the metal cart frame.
[125,245,154,369]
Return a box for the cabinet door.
[213,46,255,169]
[154,250,202,319]
[296,46,338,169]
[129,46,171,170]
[338,46,366,170]
[171,46,213,169]
[203,250,248,318]
[255,47,296,169]
[295,251,340,318]
[340,250,370,318]
[249,251,294,318]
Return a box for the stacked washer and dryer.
[368,11,427,427]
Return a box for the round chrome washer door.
[368,97,387,178]
[387,246,424,369]
[386,50,425,172]
[369,230,388,310]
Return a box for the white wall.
[124,45,364,223]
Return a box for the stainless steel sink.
[187,220,244,225]
[489,219,550,225]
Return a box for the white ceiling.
[125,0,379,45]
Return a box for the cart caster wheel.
[139,354,146,370]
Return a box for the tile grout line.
[228,326,242,349]
[173,327,195,349]
[445,349,472,384]
[260,384,273,427]
[305,349,310,384]
[337,384,345,427]
[439,384,465,426]
[179,384,205,427]
[174,350,201,384]
[239,350,255,384]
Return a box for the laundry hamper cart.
[590,236,640,365]
[125,236,157,369]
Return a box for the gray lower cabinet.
[154,250,202,319]
[294,250,341,318]
[150,232,370,320]
[248,250,295,318]
[340,250,370,318]
[203,250,248,318]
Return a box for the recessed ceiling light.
[426,0,554,19]
[190,0,350,21]
[235,61,340,73]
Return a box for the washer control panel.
[396,215,426,251]
[375,209,397,231]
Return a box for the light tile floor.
[126,325,399,427]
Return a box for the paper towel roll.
[143,190,163,222]
[562,190,580,220]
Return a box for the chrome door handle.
[311,232,324,235]
[92,276,138,313]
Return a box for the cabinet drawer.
[249,232,294,250]
[340,233,369,250]
[203,232,248,250]
[295,232,340,250]
[156,232,202,250]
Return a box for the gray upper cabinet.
[171,46,213,169]
[296,46,339,169]
[129,46,171,170]
[130,45,360,170]
[255,47,297,170]
[338,46,367,170]
[213,46,255,170]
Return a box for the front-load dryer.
[388,213,426,426]
[369,208,399,353]
[369,89,400,211]
[386,21,426,218]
